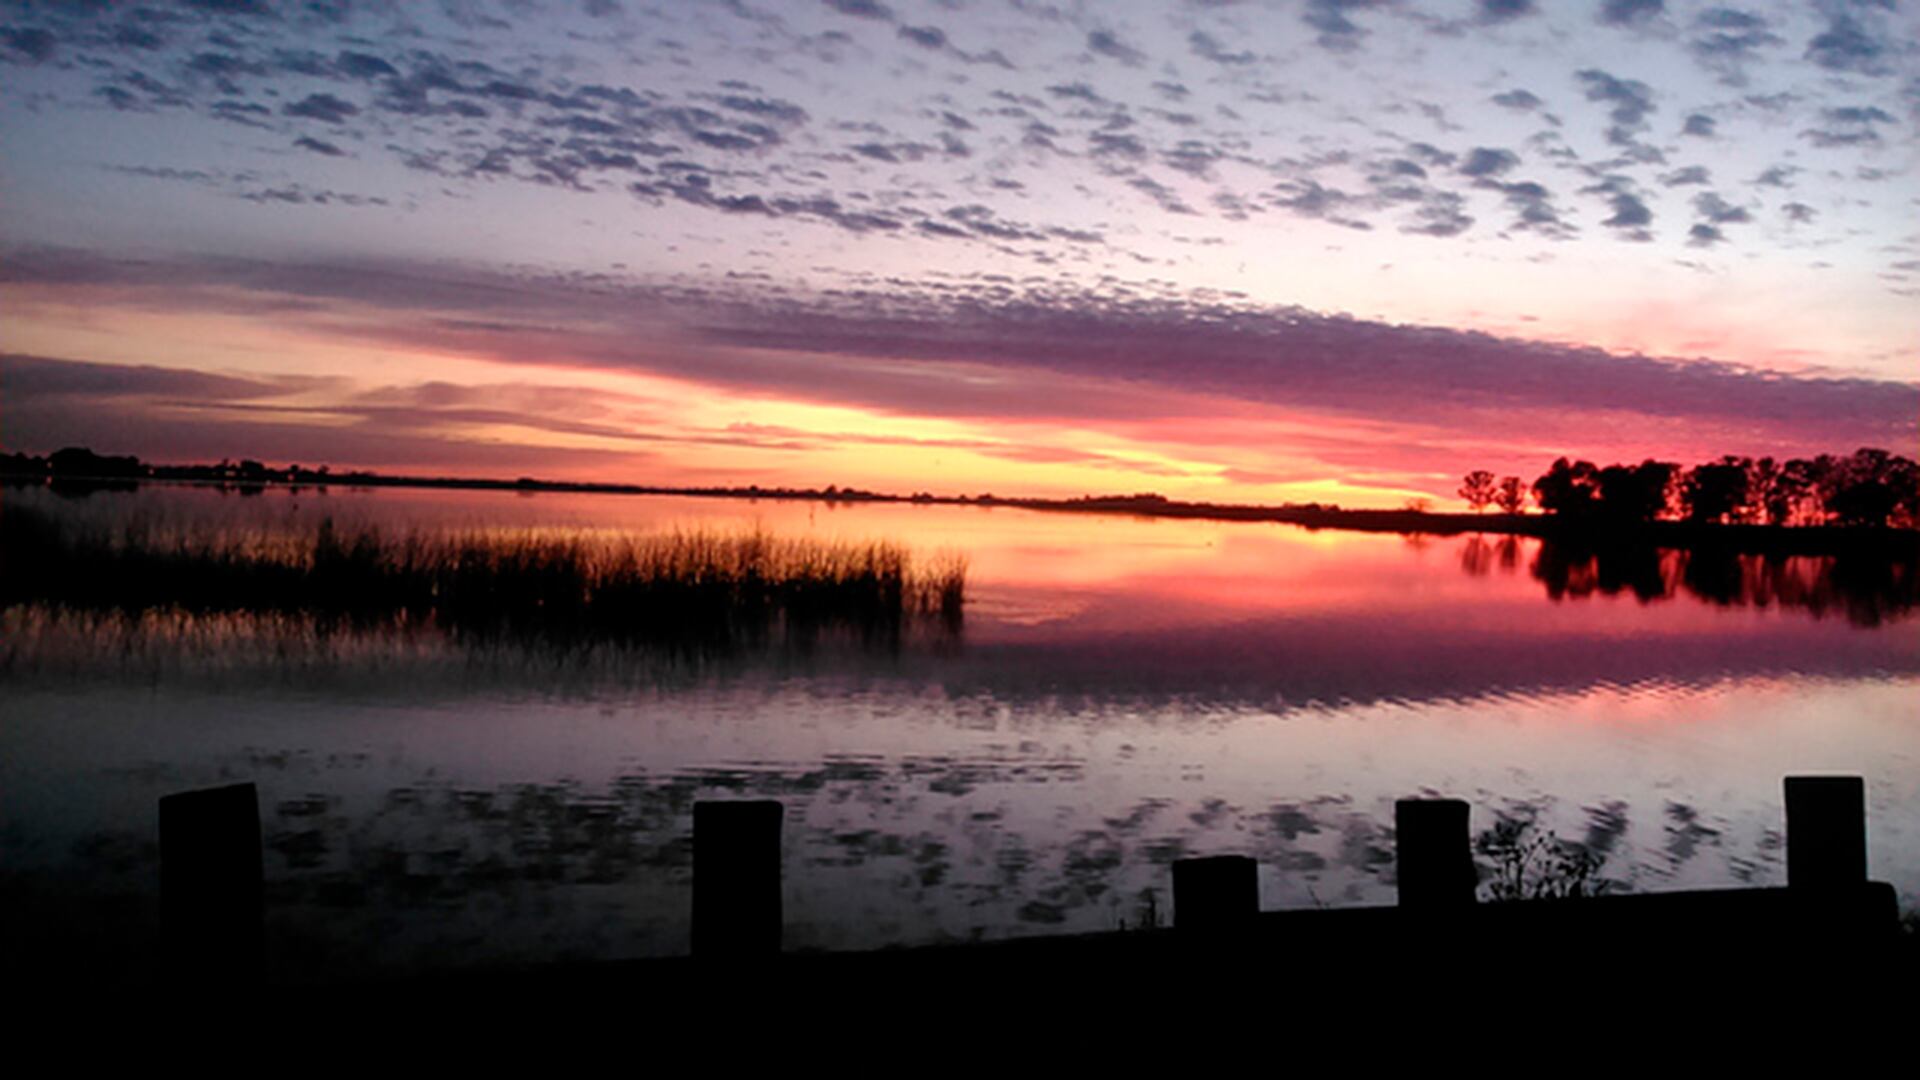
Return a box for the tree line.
[1457,448,1919,529]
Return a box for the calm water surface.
[3,483,1915,982]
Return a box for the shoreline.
[6,471,1916,556]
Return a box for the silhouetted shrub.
[1475,819,1606,902]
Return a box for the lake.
[3,481,1915,984]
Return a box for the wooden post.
[1396,798,1474,909]
[1784,776,1866,889]
[1172,855,1258,932]
[693,800,783,957]
[159,783,263,980]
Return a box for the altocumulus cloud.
[4,248,1912,452]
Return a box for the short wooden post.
[159,783,264,979]
[1785,776,1866,889]
[1172,855,1258,932]
[1396,798,1474,909]
[692,800,784,957]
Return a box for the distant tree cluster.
[1456,470,1530,515]
[1461,449,1919,528]
[1,447,336,486]
[2,447,147,479]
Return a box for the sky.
[1,0,1916,508]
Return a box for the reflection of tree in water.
[1460,536,1526,579]
[1519,539,1918,626]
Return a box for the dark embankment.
[1004,495,1920,556]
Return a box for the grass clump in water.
[0,505,966,650]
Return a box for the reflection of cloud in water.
[0,737,1834,985]
[3,489,1912,984]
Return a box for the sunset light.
[3,0,1915,1010]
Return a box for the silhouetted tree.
[1829,448,1920,528]
[1494,476,1527,515]
[1742,457,1781,524]
[1531,458,1600,516]
[1,451,50,477]
[48,447,145,478]
[1767,457,1821,525]
[1594,460,1676,522]
[1679,459,1749,524]
[1458,470,1497,513]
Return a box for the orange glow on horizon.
[5,278,1898,513]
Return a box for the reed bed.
[0,505,966,650]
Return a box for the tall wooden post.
[693,800,784,957]
[1172,855,1258,933]
[1784,776,1866,889]
[1396,798,1475,909]
[159,783,264,980]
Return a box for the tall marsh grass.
[0,504,966,651]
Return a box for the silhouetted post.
[693,800,783,957]
[1396,799,1474,909]
[159,783,263,981]
[1172,855,1257,933]
[1785,776,1866,889]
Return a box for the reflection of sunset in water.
[5,484,1915,984]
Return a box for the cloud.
[1086,29,1144,66]
[1491,89,1544,111]
[1270,182,1351,224]
[823,0,892,21]
[237,185,388,208]
[1046,81,1105,105]
[1126,175,1197,216]
[0,352,296,402]
[1163,140,1224,178]
[1575,69,1655,147]
[1459,147,1520,177]
[181,1,275,15]
[334,50,398,80]
[1477,0,1538,23]
[1693,191,1751,224]
[1302,0,1384,52]
[1581,175,1653,239]
[1603,194,1651,230]
[712,94,809,125]
[1660,165,1710,186]
[283,92,360,124]
[1802,104,1895,147]
[1189,30,1253,65]
[1688,8,1783,83]
[1494,180,1572,236]
[897,25,946,50]
[8,249,1913,460]
[1805,5,1893,76]
[2,26,58,63]
[1403,192,1474,237]
[1597,0,1664,27]
[0,0,1905,458]
[293,135,346,156]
